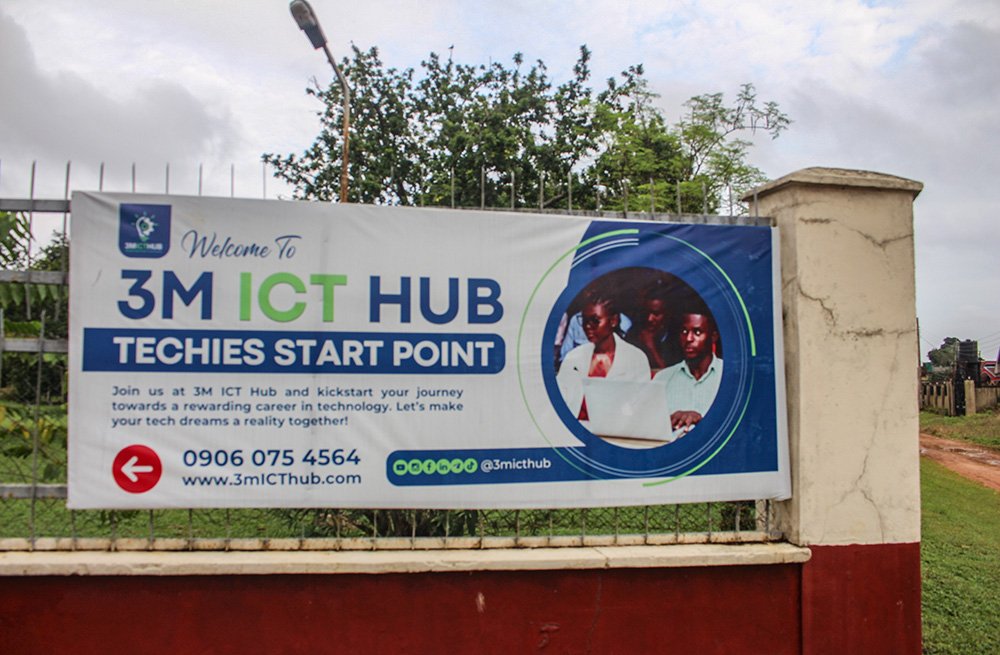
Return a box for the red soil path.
[920,432,1000,493]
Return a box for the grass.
[920,409,1000,654]
[920,409,1000,450]
[921,458,1000,654]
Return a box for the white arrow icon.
[121,455,154,482]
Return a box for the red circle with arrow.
[112,445,162,493]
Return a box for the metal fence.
[0,160,778,552]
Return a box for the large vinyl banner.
[68,192,789,509]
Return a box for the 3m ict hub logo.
[119,203,170,258]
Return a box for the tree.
[0,217,69,480]
[0,215,69,404]
[583,64,686,212]
[927,337,961,368]
[265,47,418,204]
[264,46,789,216]
[678,84,789,175]
[0,211,30,269]
[0,216,68,334]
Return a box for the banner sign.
[68,192,789,509]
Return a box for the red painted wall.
[0,543,919,655]
[802,543,922,655]
[1,564,800,654]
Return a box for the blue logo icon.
[119,204,170,258]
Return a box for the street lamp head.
[289,0,327,49]
[288,0,350,203]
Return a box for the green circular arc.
[517,229,639,479]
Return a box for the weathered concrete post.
[964,379,977,415]
[749,167,923,653]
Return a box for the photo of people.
[553,268,724,448]
[555,288,651,421]
[652,301,723,439]
[623,282,681,372]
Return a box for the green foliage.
[0,403,68,482]
[928,337,962,368]
[0,211,31,268]
[266,46,419,204]
[0,284,66,317]
[678,83,789,173]
[585,65,689,212]
[265,46,789,215]
[1,229,69,404]
[921,458,1000,653]
[0,229,68,325]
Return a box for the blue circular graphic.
[518,223,758,481]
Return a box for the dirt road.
[920,433,1000,493]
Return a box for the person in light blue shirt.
[653,310,723,438]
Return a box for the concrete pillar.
[751,167,922,546]
[964,379,977,415]
[749,168,924,654]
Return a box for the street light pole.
[289,0,350,203]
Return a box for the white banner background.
[68,192,788,509]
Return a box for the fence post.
[749,167,923,546]
[568,171,572,211]
[964,379,977,415]
[748,167,923,653]
[539,171,544,210]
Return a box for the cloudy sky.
[1,0,998,359]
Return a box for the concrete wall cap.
[744,167,923,201]
[0,543,812,576]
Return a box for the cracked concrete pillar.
[749,168,923,547]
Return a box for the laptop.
[580,378,676,446]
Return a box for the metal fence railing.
[0,162,779,553]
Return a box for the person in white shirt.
[557,292,650,419]
[653,310,723,437]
